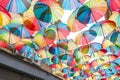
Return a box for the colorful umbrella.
[89,20,116,37]
[57,39,77,52]
[74,48,91,64]
[0,6,11,27]
[62,67,71,73]
[37,48,52,58]
[49,44,61,55]
[0,0,32,14]
[47,21,70,40]
[102,39,113,48]
[109,10,120,27]
[33,0,64,23]
[23,7,40,31]
[0,29,20,44]
[9,12,23,24]
[3,23,31,38]
[77,0,107,24]
[15,42,34,58]
[110,31,120,48]
[59,54,73,61]
[67,60,76,66]
[107,0,120,12]
[67,8,85,32]
[57,0,82,10]
[79,42,102,55]
[75,30,97,46]
[51,55,60,64]
[34,30,55,48]
[41,58,52,65]
[21,38,38,49]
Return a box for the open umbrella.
[15,41,34,59]
[34,29,55,48]
[33,0,64,23]
[0,29,20,44]
[37,48,52,58]
[59,54,73,61]
[57,0,82,10]
[110,31,120,48]
[51,55,60,64]
[107,0,120,12]
[67,8,85,32]
[75,30,97,46]
[0,0,32,14]
[62,67,71,73]
[89,20,116,37]
[47,21,70,40]
[49,44,61,55]
[57,39,77,52]
[76,0,107,24]
[109,10,120,27]
[0,6,11,27]
[41,58,52,65]
[23,7,41,31]
[9,12,23,24]
[21,38,38,50]
[3,23,31,38]
[79,42,102,56]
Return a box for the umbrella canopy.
[57,39,77,52]
[9,12,23,24]
[0,0,32,14]
[110,31,120,48]
[15,41,34,58]
[107,0,120,12]
[23,7,40,31]
[47,21,70,40]
[62,67,71,73]
[0,6,11,27]
[37,48,52,58]
[76,0,107,24]
[41,58,52,65]
[57,0,82,10]
[34,29,55,48]
[67,8,85,32]
[49,44,61,55]
[75,30,97,46]
[79,42,102,55]
[59,54,73,61]
[3,23,31,38]
[0,29,20,44]
[109,10,120,27]
[33,0,64,23]
[89,20,116,37]
[51,55,60,64]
